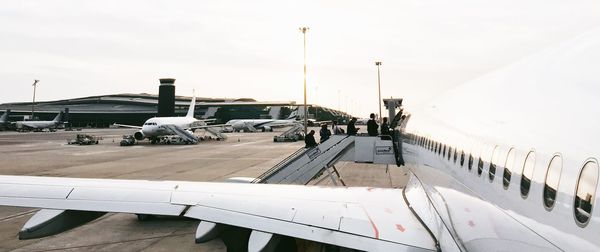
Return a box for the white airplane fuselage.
[400,28,600,251]
[136,116,204,140]
[225,119,297,132]
[15,121,60,130]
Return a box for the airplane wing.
[188,124,226,130]
[112,123,142,129]
[196,118,217,123]
[18,122,37,129]
[0,175,435,251]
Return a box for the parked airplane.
[1,29,600,251]
[354,118,369,125]
[115,95,225,143]
[14,111,65,132]
[225,111,300,132]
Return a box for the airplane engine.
[134,131,145,140]
[262,126,272,132]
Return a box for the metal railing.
[252,147,308,183]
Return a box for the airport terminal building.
[0,93,349,127]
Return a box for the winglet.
[186,91,196,118]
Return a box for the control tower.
[158,78,176,117]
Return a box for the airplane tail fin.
[0,109,9,122]
[186,92,196,118]
[52,112,62,122]
[286,109,298,120]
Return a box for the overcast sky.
[1,0,599,117]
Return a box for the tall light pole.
[375,61,382,123]
[300,27,309,134]
[314,85,318,120]
[31,80,39,119]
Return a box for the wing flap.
[172,191,297,221]
[68,187,172,203]
[0,197,186,216]
[0,184,73,199]
[112,123,142,129]
[185,205,429,252]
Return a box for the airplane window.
[503,148,516,189]
[460,151,465,166]
[453,148,458,163]
[489,146,500,182]
[468,154,474,171]
[574,161,598,226]
[543,155,563,210]
[448,147,452,161]
[443,145,446,158]
[438,143,442,155]
[477,157,484,176]
[434,142,438,153]
[520,151,536,198]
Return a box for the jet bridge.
[254,135,398,185]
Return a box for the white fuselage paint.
[225,119,297,131]
[16,121,60,129]
[401,27,600,251]
[140,116,204,138]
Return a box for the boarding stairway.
[254,133,403,186]
[273,123,304,142]
[239,122,257,132]
[205,127,227,140]
[161,125,199,144]
[252,97,405,185]
[254,135,355,185]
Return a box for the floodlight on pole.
[375,61,382,123]
[31,80,39,119]
[299,26,309,134]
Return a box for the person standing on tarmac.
[347,118,359,136]
[319,124,331,143]
[367,113,379,136]
[304,130,318,148]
